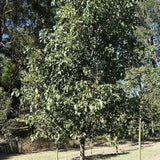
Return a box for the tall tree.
[0,0,56,118]
[125,1,160,160]
[21,0,140,159]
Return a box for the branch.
[1,1,8,36]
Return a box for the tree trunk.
[139,116,142,160]
[80,138,85,160]
[56,145,59,160]
[115,143,118,154]
[90,141,92,155]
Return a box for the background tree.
[124,1,160,160]
[0,0,56,119]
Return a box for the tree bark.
[0,0,8,42]
[139,116,142,160]
[90,140,92,155]
[80,138,85,160]
[56,145,59,160]
[116,143,118,154]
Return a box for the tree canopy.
[0,1,160,160]
[21,0,142,159]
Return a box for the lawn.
[1,140,160,160]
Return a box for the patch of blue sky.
[2,34,9,39]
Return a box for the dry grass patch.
[1,140,160,160]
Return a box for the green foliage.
[0,59,18,91]
[22,1,140,155]
[0,0,57,122]
[0,87,9,134]
[123,0,160,140]
[0,87,11,110]
[2,118,28,139]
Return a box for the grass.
[1,140,160,160]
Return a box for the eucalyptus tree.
[125,1,160,160]
[125,65,160,160]
[22,0,140,159]
[0,0,56,119]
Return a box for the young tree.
[22,0,139,159]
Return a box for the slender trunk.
[131,133,133,142]
[151,121,154,136]
[116,143,118,154]
[0,27,2,42]
[0,0,7,42]
[0,1,3,42]
[20,141,22,153]
[90,141,92,155]
[139,116,142,160]
[80,138,85,160]
[56,145,59,160]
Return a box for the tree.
[21,0,140,159]
[124,1,160,160]
[0,0,56,119]
[125,65,160,160]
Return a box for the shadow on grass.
[147,138,160,143]
[0,153,13,160]
[72,152,129,160]
[0,153,30,160]
[93,142,108,147]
